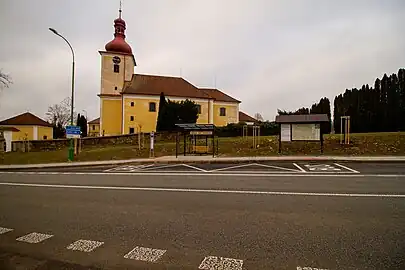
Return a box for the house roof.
[121,74,240,103]
[88,117,100,124]
[239,111,257,123]
[122,74,212,100]
[0,126,20,132]
[0,112,52,127]
[201,88,241,103]
[275,114,329,123]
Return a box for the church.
[95,7,244,136]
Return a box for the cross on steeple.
[119,0,122,18]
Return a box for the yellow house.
[97,8,241,136]
[0,112,53,149]
[88,117,100,137]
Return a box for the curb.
[1,156,405,170]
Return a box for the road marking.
[209,163,256,172]
[181,164,208,172]
[297,266,329,270]
[124,246,166,262]
[67,239,104,252]
[141,164,185,171]
[1,182,404,198]
[0,227,13,234]
[104,164,153,172]
[334,163,360,173]
[0,171,403,177]
[304,164,341,171]
[251,163,300,172]
[293,163,306,172]
[199,256,243,270]
[16,232,53,243]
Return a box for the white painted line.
[16,232,53,243]
[66,239,104,252]
[252,163,301,172]
[181,164,208,172]
[0,227,13,234]
[141,164,185,171]
[297,266,329,270]
[293,163,306,172]
[1,182,404,198]
[210,163,259,172]
[124,246,166,262]
[334,163,360,173]
[199,256,243,270]
[0,171,404,177]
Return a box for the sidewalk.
[1,155,405,170]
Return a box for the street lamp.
[49,27,75,161]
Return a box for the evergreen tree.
[76,113,81,126]
[398,69,405,131]
[80,115,88,137]
[156,92,168,131]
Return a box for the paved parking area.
[103,162,361,174]
[5,162,405,176]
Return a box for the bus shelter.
[175,123,216,157]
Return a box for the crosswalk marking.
[124,246,166,262]
[199,256,243,270]
[0,227,13,234]
[66,239,104,252]
[16,232,53,243]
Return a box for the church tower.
[99,2,136,136]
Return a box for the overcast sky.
[0,0,404,121]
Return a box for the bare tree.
[254,113,264,122]
[46,98,72,127]
[0,70,12,89]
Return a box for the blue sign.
[66,126,81,138]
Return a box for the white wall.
[4,131,12,152]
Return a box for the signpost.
[66,126,81,139]
[149,132,155,158]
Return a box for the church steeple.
[105,0,132,54]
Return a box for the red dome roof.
[105,14,132,54]
[105,37,132,54]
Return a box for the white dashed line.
[124,246,166,262]
[0,227,13,234]
[199,256,243,270]
[16,232,53,243]
[66,239,104,252]
[334,163,360,173]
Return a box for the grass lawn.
[1,132,404,165]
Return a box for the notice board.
[291,123,320,141]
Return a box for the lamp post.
[49,27,75,161]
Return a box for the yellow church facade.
[96,9,241,136]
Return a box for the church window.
[114,64,120,73]
[129,127,135,134]
[130,102,134,107]
[149,102,156,112]
[130,116,134,121]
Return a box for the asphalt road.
[0,170,405,269]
